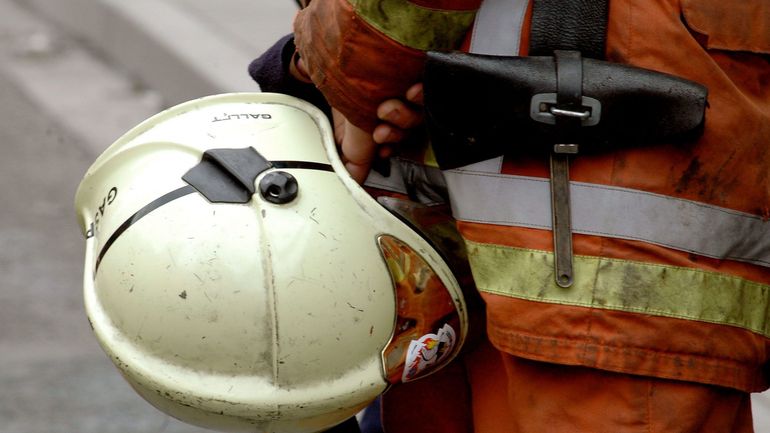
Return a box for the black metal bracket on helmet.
[182,147,334,204]
[183,147,272,204]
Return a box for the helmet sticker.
[402,324,457,382]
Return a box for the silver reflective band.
[364,158,448,206]
[365,159,408,195]
[470,0,530,56]
[444,169,770,268]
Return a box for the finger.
[331,108,346,145]
[341,122,377,184]
[376,99,423,130]
[405,82,424,105]
[295,56,309,77]
[289,54,312,83]
[372,123,406,144]
[344,160,373,185]
[378,144,394,159]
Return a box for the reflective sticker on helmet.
[378,235,463,384]
[402,324,456,382]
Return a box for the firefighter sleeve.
[293,0,482,132]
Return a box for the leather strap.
[554,50,584,133]
[529,0,608,59]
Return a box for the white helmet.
[74,93,467,432]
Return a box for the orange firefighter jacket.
[294,0,770,394]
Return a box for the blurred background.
[0,0,767,432]
[0,0,292,431]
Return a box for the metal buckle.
[530,93,602,126]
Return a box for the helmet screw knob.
[259,171,298,204]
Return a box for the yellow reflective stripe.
[465,240,770,337]
[348,0,477,50]
[423,144,439,168]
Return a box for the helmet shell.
[75,93,466,432]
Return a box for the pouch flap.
[681,0,770,54]
[424,51,708,169]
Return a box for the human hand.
[336,83,425,184]
[292,54,425,183]
[333,83,425,184]
[372,83,425,159]
[290,54,377,183]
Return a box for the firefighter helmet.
[74,93,467,432]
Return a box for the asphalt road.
[0,52,218,433]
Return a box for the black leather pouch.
[423,51,708,169]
